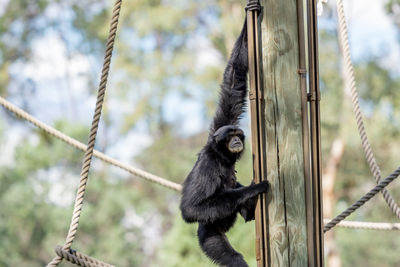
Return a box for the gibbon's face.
[213,125,245,154]
[227,134,244,153]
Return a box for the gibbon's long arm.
[209,19,249,136]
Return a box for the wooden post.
[247,0,324,266]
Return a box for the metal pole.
[307,0,325,265]
[246,1,268,266]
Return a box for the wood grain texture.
[260,0,308,266]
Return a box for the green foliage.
[0,119,150,266]
[385,0,400,28]
[337,228,400,267]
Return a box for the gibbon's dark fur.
[180,18,269,267]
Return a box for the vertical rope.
[46,1,122,266]
[336,0,400,219]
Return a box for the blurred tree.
[386,0,400,28]
[0,0,400,267]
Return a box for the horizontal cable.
[324,219,400,231]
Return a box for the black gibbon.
[179,17,269,267]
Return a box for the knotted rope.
[55,246,116,267]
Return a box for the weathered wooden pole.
[247,0,324,266]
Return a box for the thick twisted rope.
[324,219,400,231]
[0,96,182,191]
[336,0,400,219]
[55,246,116,267]
[6,98,400,231]
[324,166,400,232]
[47,1,122,266]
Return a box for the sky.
[322,0,400,73]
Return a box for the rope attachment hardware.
[246,0,261,12]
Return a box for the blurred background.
[0,0,399,266]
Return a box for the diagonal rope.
[336,0,400,219]
[324,166,400,232]
[0,96,182,192]
[47,0,122,266]
[323,219,400,231]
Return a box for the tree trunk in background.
[323,137,344,267]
